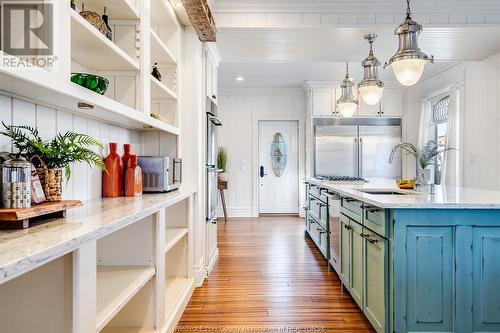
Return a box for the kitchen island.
[305,178,500,333]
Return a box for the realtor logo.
[0,0,55,68]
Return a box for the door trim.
[257,120,300,215]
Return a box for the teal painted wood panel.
[364,231,388,333]
[472,227,500,332]
[406,226,454,332]
[340,214,351,288]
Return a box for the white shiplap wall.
[0,94,141,201]
[405,51,500,191]
[217,91,306,217]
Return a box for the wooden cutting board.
[0,200,82,229]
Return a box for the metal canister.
[2,158,31,209]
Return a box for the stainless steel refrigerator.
[314,118,402,179]
[206,98,222,223]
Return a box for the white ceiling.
[213,0,500,13]
[213,1,500,90]
[218,62,455,90]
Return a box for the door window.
[271,133,287,177]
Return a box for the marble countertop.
[308,178,500,209]
[0,188,196,284]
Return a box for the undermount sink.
[358,189,414,196]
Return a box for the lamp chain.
[406,0,412,19]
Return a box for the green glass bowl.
[70,73,109,95]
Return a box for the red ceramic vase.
[103,142,124,197]
[122,144,132,169]
[125,155,143,197]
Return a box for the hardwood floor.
[176,216,375,332]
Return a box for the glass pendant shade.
[390,58,427,86]
[359,85,384,105]
[338,102,358,118]
[358,34,385,105]
[337,62,358,118]
[385,0,433,87]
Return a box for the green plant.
[217,147,227,172]
[389,141,456,170]
[0,122,105,180]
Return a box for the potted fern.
[0,122,105,201]
[217,147,228,182]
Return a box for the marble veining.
[308,178,500,209]
[0,188,195,284]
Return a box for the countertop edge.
[0,188,197,285]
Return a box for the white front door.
[258,121,299,214]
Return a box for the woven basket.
[30,155,63,202]
[80,10,107,36]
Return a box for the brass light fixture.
[358,34,384,106]
[385,0,434,86]
[337,62,358,118]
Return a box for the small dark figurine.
[70,0,76,10]
[102,7,113,41]
[151,63,162,82]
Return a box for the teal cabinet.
[340,215,351,288]
[364,231,388,333]
[350,220,364,309]
[472,227,500,332]
[393,210,500,333]
[404,227,455,332]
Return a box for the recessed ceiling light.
[235,76,244,82]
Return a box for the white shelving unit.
[71,11,140,71]
[82,0,140,20]
[96,266,156,331]
[151,29,177,65]
[165,228,189,252]
[0,0,197,331]
[151,76,178,100]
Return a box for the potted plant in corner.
[217,147,228,182]
[0,122,105,201]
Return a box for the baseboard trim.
[207,248,219,274]
[194,262,206,287]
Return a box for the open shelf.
[96,266,155,332]
[150,76,178,100]
[76,0,139,20]
[165,277,194,318]
[165,228,188,253]
[151,0,179,28]
[151,29,177,64]
[71,10,139,71]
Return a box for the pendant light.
[337,62,358,118]
[385,0,434,86]
[358,34,384,106]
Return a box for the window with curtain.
[430,95,450,185]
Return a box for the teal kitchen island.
[305,178,500,333]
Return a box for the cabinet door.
[381,90,403,117]
[405,226,454,332]
[358,97,381,116]
[313,89,335,116]
[339,215,351,288]
[472,227,500,332]
[350,220,364,308]
[364,231,387,333]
